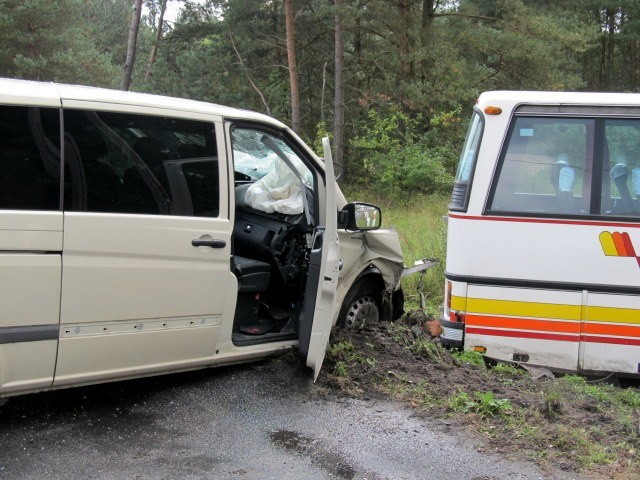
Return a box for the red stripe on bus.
[465,327,579,342]
[467,327,640,346]
[449,213,640,229]
[466,314,581,334]
[582,335,640,346]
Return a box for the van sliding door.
[0,104,63,396]
[54,103,234,386]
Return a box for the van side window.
[489,117,593,216]
[63,110,219,217]
[0,106,60,210]
[601,119,640,217]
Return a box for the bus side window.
[489,117,593,216]
[602,119,640,217]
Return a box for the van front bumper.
[440,318,464,349]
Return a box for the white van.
[0,79,408,401]
[442,91,640,376]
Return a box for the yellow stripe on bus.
[451,296,581,320]
[451,295,640,325]
[466,298,582,320]
[450,295,466,311]
[587,306,640,324]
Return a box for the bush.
[351,109,457,196]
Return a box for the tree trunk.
[145,0,168,82]
[284,0,300,133]
[421,0,434,44]
[334,0,345,178]
[121,0,143,91]
[419,0,435,85]
[398,0,411,80]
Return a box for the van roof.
[479,90,640,107]
[0,78,286,128]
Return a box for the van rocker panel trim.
[445,272,640,296]
[0,324,59,344]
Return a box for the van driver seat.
[233,256,271,293]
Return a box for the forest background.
[2,0,638,195]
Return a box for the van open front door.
[298,138,339,380]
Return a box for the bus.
[442,91,640,376]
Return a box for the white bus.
[0,79,410,402]
[442,91,640,376]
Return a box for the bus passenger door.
[581,292,640,375]
[463,285,582,371]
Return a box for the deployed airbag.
[245,155,311,215]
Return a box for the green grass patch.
[327,340,376,368]
[450,390,512,417]
[452,350,486,367]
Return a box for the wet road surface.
[0,357,583,479]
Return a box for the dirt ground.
[316,311,640,479]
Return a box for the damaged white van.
[0,79,409,401]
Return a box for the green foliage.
[541,388,563,420]
[493,362,525,377]
[0,0,124,86]
[328,341,376,367]
[410,338,447,363]
[2,0,640,190]
[452,350,486,367]
[616,387,640,408]
[352,109,455,195]
[450,390,512,417]
[334,361,348,377]
[561,375,611,403]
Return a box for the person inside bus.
[552,153,577,214]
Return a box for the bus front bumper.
[440,318,464,349]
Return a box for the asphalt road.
[0,356,583,480]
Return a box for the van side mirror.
[339,202,382,231]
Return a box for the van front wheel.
[338,278,382,329]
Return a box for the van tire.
[338,277,382,329]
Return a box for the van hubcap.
[345,295,379,329]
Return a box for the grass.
[327,340,377,368]
[450,390,513,417]
[452,349,486,367]
[341,187,449,310]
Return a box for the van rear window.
[488,117,594,216]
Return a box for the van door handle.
[191,239,226,248]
